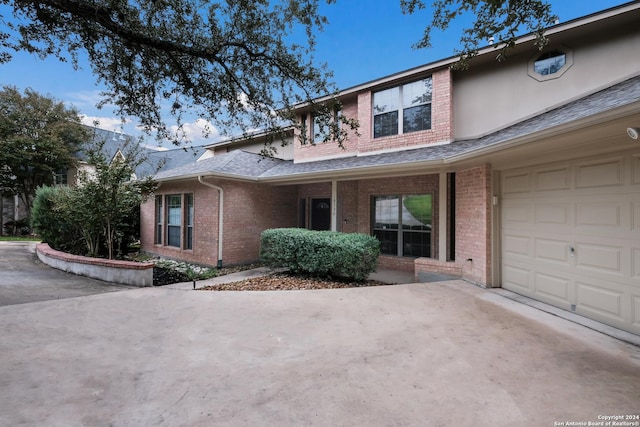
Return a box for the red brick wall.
[294,97,359,162]
[140,179,297,267]
[455,164,492,284]
[293,68,453,163]
[338,181,359,233]
[359,69,453,154]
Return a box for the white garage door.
[501,152,640,335]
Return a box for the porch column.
[438,172,447,261]
[331,180,338,231]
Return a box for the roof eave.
[447,100,640,163]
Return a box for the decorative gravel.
[198,272,388,291]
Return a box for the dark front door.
[311,198,331,231]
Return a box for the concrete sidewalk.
[0,279,638,427]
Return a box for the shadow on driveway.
[0,274,638,426]
[0,241,136,307]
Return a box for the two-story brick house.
[141,2,640,335]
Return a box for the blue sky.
[0,0,628,147]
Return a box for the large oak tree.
[0,85,88,217]
[1,0,556,145]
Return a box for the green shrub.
[30,185,84,254]
[260,228,380,281]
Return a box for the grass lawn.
[0,236,41,241]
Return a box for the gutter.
[197,176,224,268]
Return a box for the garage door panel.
[633,249,640,280]
[503,201,533,225]
[534,273,571,305]
[534,203,570,225]
[576,281,624,323]
[576,158,624,188]
[535,167,571,191]
[535,238,570,264]
[502,265,531,293]
[633,295,640,328]
[634,201,640,230]
[503,172,531,194]
[575,243,623,275]
[576,202,621,227]
[632,154,640,185]
[503,234,531,257]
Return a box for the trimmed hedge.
[260,228,380,281]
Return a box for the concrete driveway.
[0,241,135,306]
[1,277,639,426]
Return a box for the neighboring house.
[69,128,207,184]
[142,2,640,335]
[0,127,205,234]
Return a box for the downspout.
[197,176,224,268]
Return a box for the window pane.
[186,194,194,226]
[300,115,308,144]
[403,104,431,133]
[374,195,400,228]
[186,194,193,250]
[155,196,163,244]
[373,229,398,255]
[186,227,193,250]
[402,231,431,257]
[534,52,566,75]
[402,195,432,230]
[402,79,432,107]
[167,225,180,247]
[374,111,398,138]
[167,195,181,225]
[313,115,325,143]
[373,87,399,114]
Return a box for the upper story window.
[534,51,566,76]
[528,46,573,82]
[300,115,308,145]
[373,77,432,138]
[299,106,342,144]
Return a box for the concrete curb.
[36,243,154,287]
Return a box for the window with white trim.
[313,108,342,143]
[155,195,163,244]
[185,194,194,250]
[372,194,432,257]
[155,193,194,249]
[373,77,432,138]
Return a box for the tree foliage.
[31,134,158,259]
[1,0,356,146]
[73,135,158,259]
[0,85,87,216]
[1,0,556,146]
[401,0,557,67]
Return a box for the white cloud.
[80,115,130,131]
[67,90,111,109]
[168,118,221,145]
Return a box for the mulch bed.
[198,272,388,291]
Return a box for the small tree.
[74,136,158,259]
[32,134,159,258]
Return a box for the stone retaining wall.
[36,243,154,287]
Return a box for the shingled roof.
[155,74,640,183]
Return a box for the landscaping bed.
[199,272,387,291]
